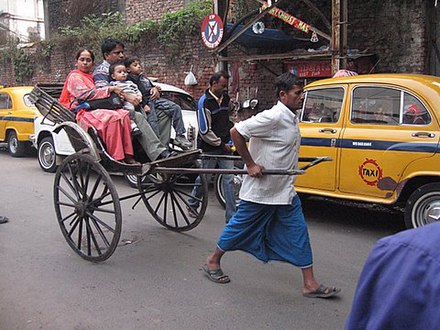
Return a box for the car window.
[0,93,12,109]
[301,88,344,123]
[402,93,431,125]
[161,91,197,112]
[351,87,400,125]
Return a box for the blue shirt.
[345,222,440,329]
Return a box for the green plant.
[158,0,212,52]
[13,50,34,83]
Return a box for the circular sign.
[358,158,383,186]
[201,14,224,49]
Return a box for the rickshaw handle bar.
[151,167,305,175]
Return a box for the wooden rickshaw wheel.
[53,153,122,262]
[138,159,208,232]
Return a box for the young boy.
[109,62,149,136]
[125,57,192,150]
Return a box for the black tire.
[139,160,208,232]
[404,182,440,229]
[215,171,242,209]
[7,131,26,157]
[54,153,122,262]
[38,136,57,173]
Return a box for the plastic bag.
[184,66,198,86]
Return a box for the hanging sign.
[201,14,224,49]
[259,1,310,33]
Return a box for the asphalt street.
[0,150,406,330]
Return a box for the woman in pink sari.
[59,48,138,164]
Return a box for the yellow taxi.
[0,86,39,156]
[297,74,440,229]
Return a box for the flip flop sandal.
[303,285,341,298]
[202,265,231,284]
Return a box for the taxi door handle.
[319,128,337,134]
[412,132,435,138]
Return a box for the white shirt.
[235,101,300,205]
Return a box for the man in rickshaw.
[93,38,191,151]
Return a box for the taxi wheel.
[404,183,440,229]
[38,136,57,173]
[7,131,26,157]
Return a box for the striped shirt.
[235,101,300,205]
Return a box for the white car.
[31,83,199,173]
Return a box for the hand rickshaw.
[29,84,330,262]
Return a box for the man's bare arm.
[230,127,263,178]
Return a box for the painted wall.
[0,0,45,42]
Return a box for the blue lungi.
[217,195,313,268]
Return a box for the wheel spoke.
[162,192,169,225]
[154,191,167,215]
[169,191,179,227]
[77,216,83,250]
[90,206,116,215]
[67,215,80,239]
[86,218,92,256]
[170,191,191,226]
[60,171,80,200]
[86,211,116,234]
[173,187,203,203]
[57,185,79,205]
[87,173,103,202]
[86,212,111,248]
[85,216,104,255]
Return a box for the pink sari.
[59,70,133,161]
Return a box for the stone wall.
[46,0,123,36]
[348,0,428,73]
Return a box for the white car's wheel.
[215,169,243,209]
[405,183,440,229]
[38,136,57,173]
[123,173,138,188]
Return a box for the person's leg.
[206,246,225,270]
[269,195,339,297]
[187,175,203,210]
[218,157,236,222]
[155,107,172,146]
[204,201,273,282]
[155,98,191,149]
[132,111,167,161]
[145,101,160,137]
[187,156,217,211]
[301,266,320,292]
[154,98,186,136]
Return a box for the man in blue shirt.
[346,222,440,329]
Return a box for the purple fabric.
[345,222,440,329]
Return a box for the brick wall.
[125,0,185,23]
